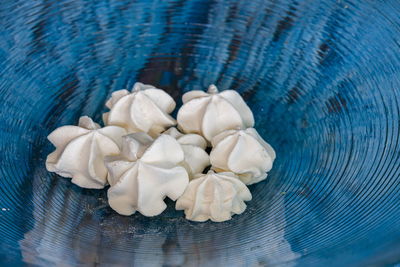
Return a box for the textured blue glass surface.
[1,0,400,266]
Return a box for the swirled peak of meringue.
[210,128,276,185]
[175,170,252,222]
[103,82,176,137]
[177,84,254,141]
[46,116,127,189]
[105,133,189,216]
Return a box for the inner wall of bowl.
[1,0,400,266]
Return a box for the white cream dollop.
[177,84,254,141]
[46,116,127,189]
[103,82,176,137]
[176,170,252,222]
[210,128,276,185]
[105,133,189,216]
[164,127,210,179]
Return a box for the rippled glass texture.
[1,0,400,266]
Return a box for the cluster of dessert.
[46,83,275,222]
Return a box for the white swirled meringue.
[177,84,254,141]
[164,127,210,179]
[105,133,189,216]
[176,170,252,222]
[210,128,276,185]
[103,82,176,137]
[46,116,127,189]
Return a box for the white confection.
[164,127,209,178]
[106,133,189,216]
[177,84,254,141]
[210,128,276,185]
[176,170,252,222]
[103,82,176,137]
[46,116,127,189]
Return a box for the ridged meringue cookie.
[210,128,276,185]
[164,127,210,178]
[105,133,189,216]
[103,82,176,137]
[177,84,254,141]
[175,170,252,222]
[46,116,127,189]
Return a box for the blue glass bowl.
[1,0,400,265]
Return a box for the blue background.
[1,0,400,265]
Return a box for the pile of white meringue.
[46,82,275,222]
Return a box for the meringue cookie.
[164,127,209,178]
[175,170,252,222]
[210,128,276,185]
[103,82,176,137]
[177,84,254,141]
[46,116,127,189]
[106,133,189,216]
